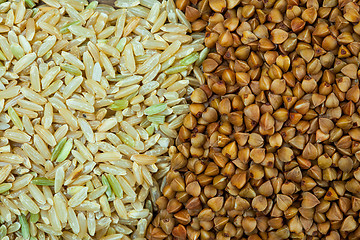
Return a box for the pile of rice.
[0,0,206,239]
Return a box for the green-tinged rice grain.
[30,213,39,223]
[10,43,25,60]
[147,115,165,125]
[0,50,6,61]
[19,214,30,239]
[106,174,123,199]
[60,20,81,34]
[101,175,113,199]
[31,177,54,186]
[180,52,199,66]
[51,137,67,161]
[144,103,167,115]
[164,65,187,74]
[146,125,155,135]
[56,138,73,162]
[4,129,31,144]
[24,0,35,8]
[60,64,82,76]
[115,37,127,52]
[117,131,135,147]
[8,106,23,130]
[86,1,98,9]
[109,99,128,111]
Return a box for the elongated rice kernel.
[34,125,56,147]
[180,52,199,66]
[68,187,88,207]
[28,183,46,205]
[164,65,187,74]
[21,87,47,104]
[0,183,12,194]
[123,43,136,73]
[58,108,79,130]
[60,20,81,34]
[123,17,141,37]
[19,194,40,214]
[151,11,167,33]
[175,8,191,31]
[117,175,136,197]
[115,9,126,37]
[37,36,56,57]
[110,99,128,111]
[137,53,160,74]
[131,154,157,165]
[159,40,181,63]
[116,38,127,53]
[54,168,65,193]
[19,214,30,240]
[114,84,140,99]
[144,103,167,116]
[106,174,123,199]
[78,118,95,143]
[38,22,61,41]
[54,167,65,193]
[36,223,61,236]
[11,43,25,60]
[41,66,61,89]
[114,198,128,219]
[0,86,20,99]
[62,51,85,70]
[0,36,13,61]
[0,165,12,184]
[143,40,168,50]
[68,207,80,234]
[24,0,35,8]
[13,52,36,73]
[8,106,23,130]
[54,193,68,224]
[101,175,113,199]
[32,177,54,186]
[99,52,115,78]
[1,196,20,215]
[56,138,73,162]
[61,64,82,76]
[22,143,46,165]
[4,129,31,144]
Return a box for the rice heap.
[0,0,206,239]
